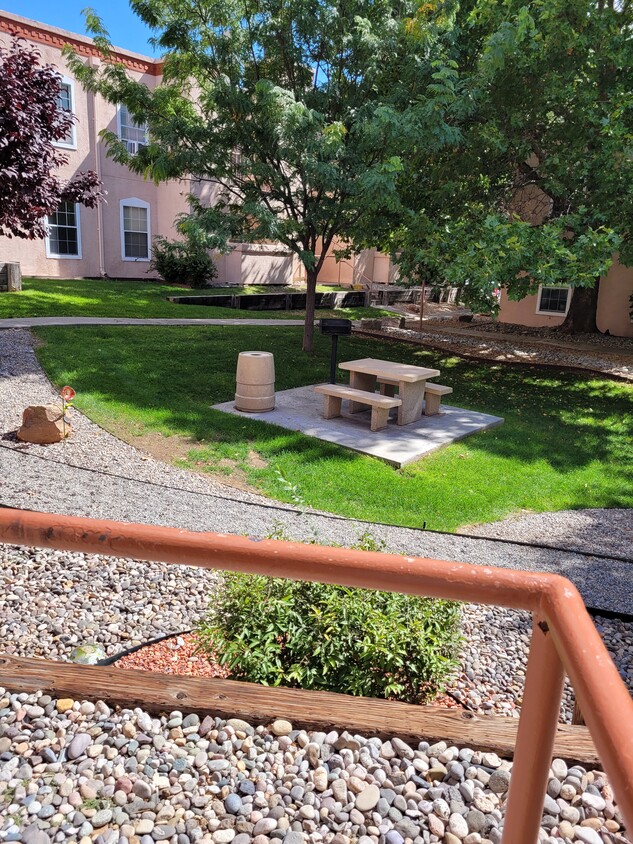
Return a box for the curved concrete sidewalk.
[0,317,305,328]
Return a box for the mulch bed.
[112,633,464,709]
[115,632,230,679]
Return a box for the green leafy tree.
[68,0,460,350]
[372,0,633,332]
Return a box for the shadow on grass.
[32,325,633,523]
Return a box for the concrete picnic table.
[338,358,441,426]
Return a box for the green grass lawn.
[0,278,385,321]
[33,325,633,531]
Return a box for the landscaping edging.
[168,290,368,310]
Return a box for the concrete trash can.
[235,351,275,412]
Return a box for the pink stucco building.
[6,10,628,334]
[496,180,633,337]
[0,11,398,288]
[0,11,193,280]
[497,260,633,337]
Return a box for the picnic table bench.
[338,358,441,425]
[313,384,401,432]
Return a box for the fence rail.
[0,507,631,843]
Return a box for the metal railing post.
[501,614,566,843]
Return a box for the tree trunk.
[560,278,600,334]
[419,280,426,332]
[303,269,318,352]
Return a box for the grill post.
[329,334,338,383]
[319,318,352,384]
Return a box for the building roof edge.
[0,8,163,75]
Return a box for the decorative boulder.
[17,404,71,444]
[70,643,106,665]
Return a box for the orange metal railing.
[0,507,632,843]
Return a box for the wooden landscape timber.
[0,653,599,765]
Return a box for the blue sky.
[3,0,158,55]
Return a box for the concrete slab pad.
[213,386,504,468]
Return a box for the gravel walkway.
[462,510,633,561]
[2,445,632,615]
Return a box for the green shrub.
[151,236,217,288]
[196,562,461,704]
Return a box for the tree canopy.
[0,40,102,240]
[373,0,633,331]
[69,0,462,350]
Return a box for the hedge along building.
[0,11,401,289]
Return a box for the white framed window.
[117,104,149,155]
[55,77,77,150]
[120,198,151,261]
[45,201,82,259]
[536,285,571,315]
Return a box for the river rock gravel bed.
[0,693,628,844]
[1,543,632,723]
[463,321,633,351]
[1,548,632,843]
[356,326,633,380]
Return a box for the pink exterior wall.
[596,259,633,337]
[498,289,566,328]
[192,179,296,286]
[498,258,633,337]
[0,13,189,280]
[214,244,294,286]
[314,239,398,287]
[0,11,399,289]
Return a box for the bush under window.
[151,236,217,288]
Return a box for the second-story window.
[118,104,149,154]
[55,78,76,149]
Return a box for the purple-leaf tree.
[0,39,103,239]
